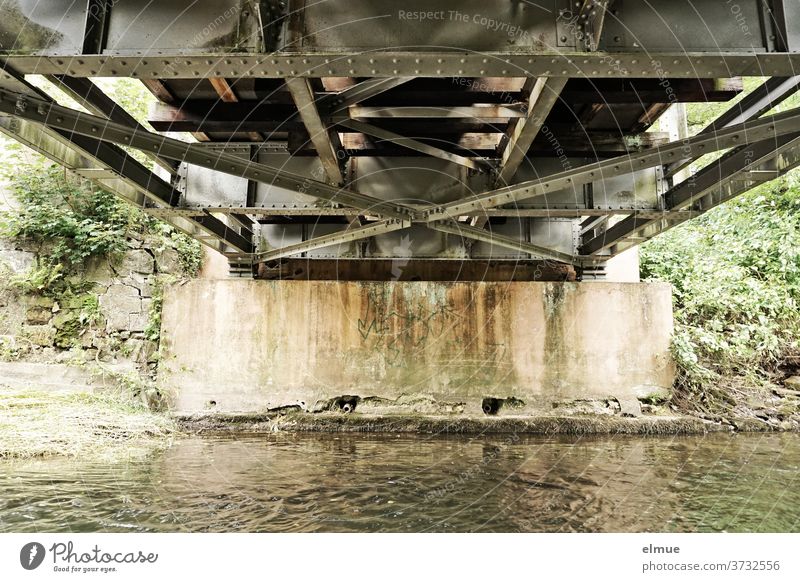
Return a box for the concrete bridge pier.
[158,280,675,416]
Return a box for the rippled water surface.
[1,432,799,532]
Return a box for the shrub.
[0,163,143,295]
[641,174,800,399]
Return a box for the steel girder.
[0,0,799,270]
[496,77,569,185]
[0,70,254,256]
[257,220,411,261]
[0,85,415,221]
[581,134,800,256]
[285,76,346,186]
[1,0,798,78]
[2,52,798,80]
[144,206,697,220]
[664,76,800,178]
[337,118,489,171]
[430,220,587,265]
[580,74,800,257]
[45,75,176,173]
[319,78,416,115]
[4,79,800,266]
[423,106,800,222]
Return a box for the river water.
[1,432,798,532]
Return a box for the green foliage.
[10,263,63,294]
[641,175,800,396]
[1,163,142,294]
[149,221,203,278]
[1,158,202,282]
[171,231,203,277]
[77,294,103,328]
[642,78,800,408]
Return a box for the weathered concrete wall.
[159,280,675,414]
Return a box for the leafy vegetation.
[641,79,800,411]
[0,143,201,351]
[641,176,800,398]
[0,159,202,294]
[2,163,134,278]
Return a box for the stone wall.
[159,280,676,415]
[0,233,186,375]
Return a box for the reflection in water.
[1,433,799,532]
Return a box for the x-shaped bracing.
[2,83,800,268]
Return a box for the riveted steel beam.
[192,213,253,255]
[666,133,800,210]
[608,144,800,257]
[496,77,568,184]
[580,134,800,255]
[337,118,490,171]
[423,105,800,222]
[285,77,345,185]
[0,87,414,221]
[576,0,611,52]
[3,52,800,80]
[257,219,411,262]
[46,75,176,173]
[344,105,526,120]
[429,220,584,265]
[664,76,800,178]
[145,204,696,220]
[0,50,800,79]
[320,77,415,115]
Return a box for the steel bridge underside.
[1,0,800,280]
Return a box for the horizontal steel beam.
[0,86,414,221]
[145,205,695,220]
[255,129,670,158]
[256,257,575,281]
[3,52,800,79]
[345,105,525,119]
[257,219,411,262]
[148,101,301,133]
[423,105,800,221]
